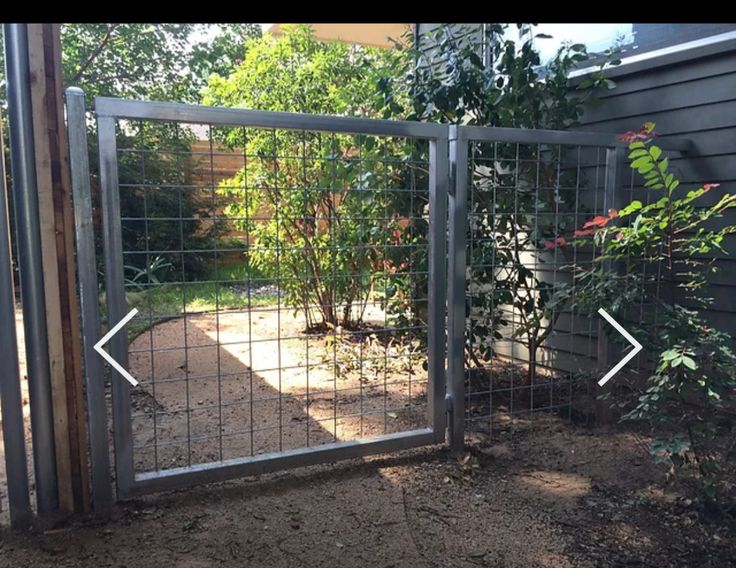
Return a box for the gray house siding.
[576,44,736,335]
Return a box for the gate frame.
[72,94,449,500]
[69,91,694,503]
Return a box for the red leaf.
[573,228,596,237]
[544,237,567,250]
[617,123,657,143]
[703,183,720,191]
[583,215,611,229]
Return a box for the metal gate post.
[428,133,450,440]
[3,22,59,515]
[96,114,136,499]
[596,146,625,422]
[66,88,113,512]
[0,119,32,528]
[446,126,468,454]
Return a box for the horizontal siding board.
[623,183,736,204]
[593,52,736,99]
[578,99,736,132]
[580,73,736,123]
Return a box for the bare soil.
[1,417,734,567]
[3,308,735,566]
[127,304,428,474]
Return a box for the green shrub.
[378,24,619,371]
[202,25,407,329]
[562,123,736,510]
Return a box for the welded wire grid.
[114,119,431,474]
[462,140,644,437]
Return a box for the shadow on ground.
[2,417,734,567]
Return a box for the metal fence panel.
[90,97,448,498]
[75,93,691,496]
[447,126,689,449]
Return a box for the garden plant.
[378,23,620,377]
[554,123,736,513]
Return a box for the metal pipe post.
[3,23,59,515]
[66,87,113,512]
[446,126,468,454]
[0,119,32,527]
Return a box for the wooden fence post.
[27,23,90,514]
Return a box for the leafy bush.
[378,24,619,373]
[103,122,215,284]
[561,123,736,509]
[202,25,406,329]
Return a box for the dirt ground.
[3,308,735,567]
[1,418,734,567]
[127,304,427,474]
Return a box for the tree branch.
[71,24,120,83]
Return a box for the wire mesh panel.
[93,99,447,497]
[448,127,639,444]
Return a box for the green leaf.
[631,156,652,170]
[619,200,643,216]
[661,350,679,361]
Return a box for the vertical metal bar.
[0,117,32,527]
[597,146,621,353]
[97,114,134,497]
[446,126,467,453]
[596,146,622,421]
[66,87,113,512]
[3,22,59,515]
[427,133,449,442]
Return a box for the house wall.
[575,43,736,335]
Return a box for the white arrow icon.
[94,307,139,387]
[597,308,643,387]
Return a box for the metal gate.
[67,91,448,500]
[67,91,693,507]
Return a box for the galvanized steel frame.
[83,96,449,499]
[70,93,693,499]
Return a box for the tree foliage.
[203,25,409,328]
[60,23,261,104]
[2,24,264,283]
[58,24,261,281]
